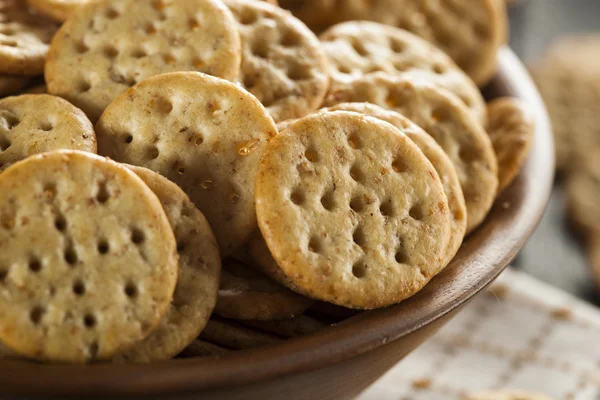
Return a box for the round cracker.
[26,0,90,22]
[486,97,535,193]
[280,0,506,86]
[325,103,466,268]
[45,0,242,122]
[0,94,96,172]
[324,75,498,234]
[95,71,277,256]
[465,389,553,400]
[530,35,600,172]
[242,315,327,338]
[566,149,600,238]
[0,150,178,363]
[223,0,329,122]
[199,318,282,350]
[320,21,485,123]
[215,258,313,321]
[113,165,221,363]
[0,0,58,76]
[179,339,230,358]
[255,111,451,309]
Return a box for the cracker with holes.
[113,166,221,363]
[215,258,313,321]
[279,0,506,86]
[0,150,178,363]
[96,72,277,256]
[26,0,90,22]
[0,94,96,172]
[223,0,329,121]
[324,75,497,234]
[0,0,58,76]
[255,111,451,309]
[566,149,600,238]
[200,318,282,349]
[486,97,535,194]
[320,21,486,123]
[325,103,466,268]
[45,0,241,122]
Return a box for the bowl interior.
[0,48,555,398]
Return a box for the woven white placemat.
[359,268,600,400]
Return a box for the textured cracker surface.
[324,75,497,234]
[45,0,241,121]
[0,94,96,172]
[279,0,506,86]
[320,21,485,123]
[255,111,451,309]
[325,103,466,268]
[114,166,220,363]
[96,72,277,256]
[0,150,178,363]
[486,97,535,193]
[26,0,90,22]
[215,258,313,321]
[224,0,329,121]
[0,0,58,75]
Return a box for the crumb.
[551,307,573,321]
[412,377,432,390]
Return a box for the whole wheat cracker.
[325,103,466,268]
[215,258,313,321]
[530,35,600,172]
[0,0,58,76]
[45,0,241,122]
[486,97,535,193]
[324,75,498,233]
[0,75,33,97]
[566,149,600,238]
[279,0,507,86]
[26,0,90,22]
[0,94,96,172]
[320,21,486,123]
[223,0,329,122]
[255,111,451,309]
[242,315,328,338]
[179,339,231,358]
[95,72,277,257]
[200,318,282,349]
[113,166,221,363]
[0,150,178,363]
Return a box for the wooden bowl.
[0,48,554,400]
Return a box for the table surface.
[508,0,600,306]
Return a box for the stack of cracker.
[531,36,600,291]
[0,0,535,364]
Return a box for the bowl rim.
[0,47,555,398]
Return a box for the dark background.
[508,0,600,304]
